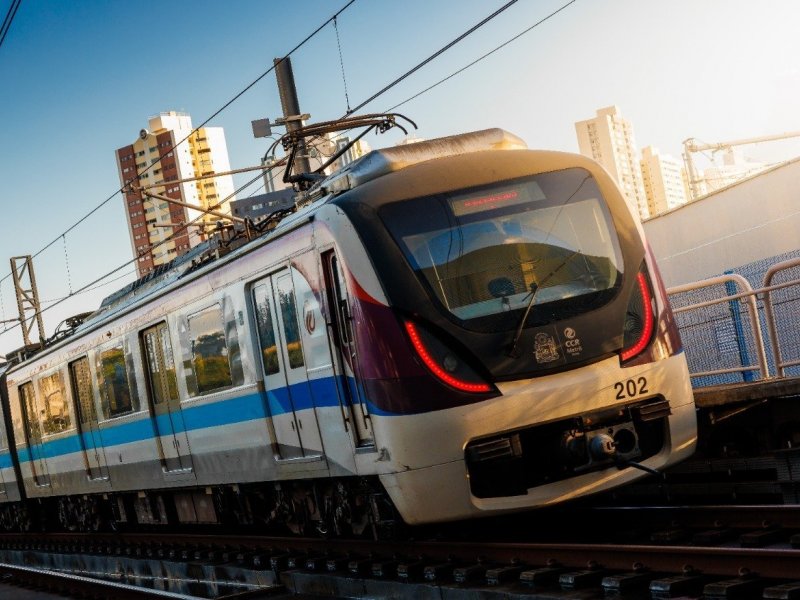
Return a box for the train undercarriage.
[0,476,399,538]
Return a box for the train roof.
[320,128,526,195]
[8,128,528,370]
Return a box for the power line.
[347,0,519,115]
[0,160,280,340]
[321,1,575,156]
[0,0,22,50]
[0,0,357,343]
[388,0,578,112]
[0,0,357,289]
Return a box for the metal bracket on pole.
[10,255,45,348]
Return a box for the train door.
[68,357,109,481]
[322,251,373,446]
[18,382,49,486]
[142,323,194,474]
[252,271,323,459]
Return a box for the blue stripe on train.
[5,374,389,466]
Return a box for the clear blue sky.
[1,0,799,354]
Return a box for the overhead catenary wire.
[29,0,558,324]
[0,0,577,344]
[346,0,519,115]
[0,0,357,342]
[0,160,281,340]
[387,0,578,112]
[0,0,22,50]
[321,1,576,150]
[38,268,138,305]
[333,15,351,114]
[0,0,358,291]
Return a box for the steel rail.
[3,517,800,578]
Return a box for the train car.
[0,128,696,533]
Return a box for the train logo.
[304,299,316,334]
[534,332,560,363]
[563,327,583,356]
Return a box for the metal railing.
[667,257,800,385]
[668,274,769,381]
[762,257,800,377]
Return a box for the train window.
[97,344,134,418]
[187,305,233,394]
[142,323,179,403]
[19,382,42,442]
[276,275,305,369]
[380,168,624,332]
[38,372,72,434]
[252,284,280,376]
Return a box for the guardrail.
[763,257,800,378]
[667,257,800,386]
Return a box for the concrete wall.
[643,157,800,287]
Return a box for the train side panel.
[4,218,376,511]
[0,380,21,504]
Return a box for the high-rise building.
[575,106,648,219]
[116,112,236,276]
[331,136,371,171]
[640,146,689,216]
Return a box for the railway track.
[2,504,800,598]
[0,560,287,599]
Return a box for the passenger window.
[277,275,305,369]
[19,382,41,442]
[97,344,133,418]
[38,372,71,434]
[188,305,233,394]
[253,284,280,376]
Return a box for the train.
[0,127,697,535]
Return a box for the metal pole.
[139,189,246,224]
[10,256,45,348]
[274,56,312,178]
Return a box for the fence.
[667,257,800,387]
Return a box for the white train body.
[0,129,696,530]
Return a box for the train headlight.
[620,267,656,363]
[403,320,493,393]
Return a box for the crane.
[682,130,800,200]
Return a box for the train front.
[328,130,697,524]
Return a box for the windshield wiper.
[507,250,580,358]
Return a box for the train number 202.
[614,377,648,400]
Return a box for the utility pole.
[274,56,312,180]
[10,256,45,348]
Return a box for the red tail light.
[404,320,492,393]
[621,270,656,362]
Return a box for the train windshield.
[380,168,624,331]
